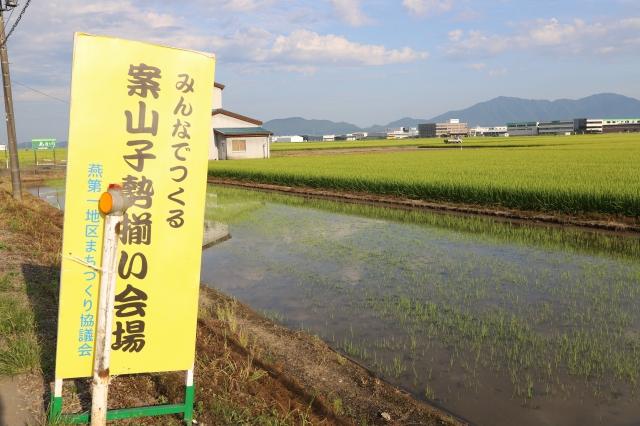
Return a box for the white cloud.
[210,29,428,68]
[330,0,372,26]
[224,0,275,12]
[269,30,428,65]
[403,0,453,17]
[445,17,640,57]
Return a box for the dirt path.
[208,177,640,235]
[199,287,464,425]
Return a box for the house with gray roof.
[210,82,272,160]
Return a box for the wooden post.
[90,212,121,425]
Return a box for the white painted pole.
[90,213,122,425]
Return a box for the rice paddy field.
[200,185,640,426]
[210,133,640,217]
[0,148,67,169]
[270,133,572,152]
[28,180,640,425]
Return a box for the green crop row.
[210,134,640,217]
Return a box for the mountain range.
[263,93,640,136]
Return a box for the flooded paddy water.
[30,182,640,425]
[201,185,640,426]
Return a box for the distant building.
[538,120,575,136]
[418,119,468,138]
[602,118,640,133]
[272,135,304,143]
[584,119,603,133]
[418,123,436,138]
[470,126,508,137]
[365,132,389,140]
[323,135,336,142]
[211,82,272,160]
[386,127,411,139]
[352,132,368,140]
[507,122,539,136]
[302,135,323,142]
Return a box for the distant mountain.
[429,93,640,126]
[263,117,361,136]
[263,93,640,135]
[365,117,429,133]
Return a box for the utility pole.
[0,0,22,200]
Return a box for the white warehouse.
[210,82,272,160]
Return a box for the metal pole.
[91,186,131,425]
[91,212,120,425]
[0,7,22,200]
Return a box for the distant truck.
[444,137,463,144]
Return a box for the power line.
[3,7,15,32]
[13,80,69,104]
[0,0,31,47]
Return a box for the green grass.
[210,133,640,217]
[3,148,68,168]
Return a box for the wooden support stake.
[90,213,122,425]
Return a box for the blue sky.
[4,0,640,141]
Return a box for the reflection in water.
[201,185,640,426]
[29,185,65,210]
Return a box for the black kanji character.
[123,140,156,172]
[120,212,152,245]
[111,320,146,352]
[122,175,154,209]
[114,284,148,317]
[127,64,161,99]
[125,101,158,136]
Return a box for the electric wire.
[0,0,31,47]
[13,80,69,104]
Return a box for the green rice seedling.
[210,133,640,217]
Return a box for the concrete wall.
[212,86,223,110]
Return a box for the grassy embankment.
[0,182,327,424]
[211,133,640,218]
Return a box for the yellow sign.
[55,33,215,379]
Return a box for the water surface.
[29,182,640,425]
[201,185,640,426]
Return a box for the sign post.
[49,33,214,424]
[31,138,57,169]
[90,186,132,425]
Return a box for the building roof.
[212,108,263,126]
[214,82,225,90]
[214,127,273,137]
